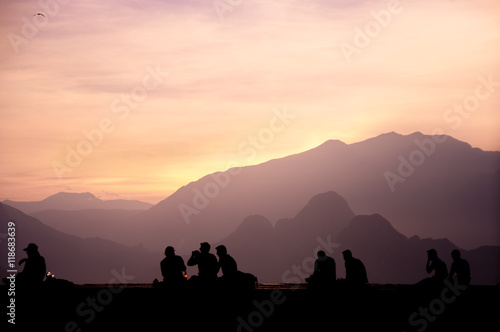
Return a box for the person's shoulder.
[177,255,185,262]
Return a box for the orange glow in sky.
[1,0,499,203]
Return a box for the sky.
[0,0,499,204]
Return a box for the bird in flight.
[34,13,45,17]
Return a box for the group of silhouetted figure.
[305,247,470,289]
[156,242,257,291]
[419,248,471,287]
[305,249,369,287]
[4,242,471,292]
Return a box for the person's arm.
[179,257,186,273]
[160,260,166,279]
[426,259,433,274]
[313,260,319,274]
[41,257,46,281]
[214,255,221,274]
[187,251,199,266]
[448,262,456,280]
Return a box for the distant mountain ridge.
[2,192,153,213]
[0,202,158,283]
[124,132,499,251]
[30,209,145,242]
[2,191,499,284]
[3,132,498,255]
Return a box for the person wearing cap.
[160,246,186,289]
[425,248,448,282]
[187,242,219,287]
[17,243,46,287]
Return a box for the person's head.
[165,246,175,257]
[451,249,461,261]
[317,251,326,258]
[24,243,39,257]
[427,249,438,260]
[216,245,227,257]
[200,242,211,253]
[342,250,352,260]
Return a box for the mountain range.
[0,202,158,284]
[2,192,152,214]
[2,191,499,284]
[216,191,500,284]
[2,132,499,284]
[113,132,499,252]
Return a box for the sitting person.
[216,245,238,278]
[342,249,368,285]
[160,246,186,289]
[215,244,257,291]
[417,249,448,289]
[306,251,336,287]
[16,243,46,288]
[448,249,470,286]
[187,242,219,288]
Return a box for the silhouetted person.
[17,243,46,288]
[187,242,219,288]
[417,248,448,289]
[215,245,237,277]
[160,246,186,289]
[426,249,448,281]
[342,250,368,284]
[448,249,470,286]
[306,251,336,287]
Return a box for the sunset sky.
[1,0,499,204]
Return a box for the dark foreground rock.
[2,283,499,332]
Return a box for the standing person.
[448,249,471,286]
[187,242,219,287]
[342,250,368,284]
[17,243,46,288]
[160,246,186,289]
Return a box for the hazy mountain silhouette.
[0,203,157,284]
[2,192,152,214]
[125,132,499,251]
[2,190,498,284]
[30,209,144,242]
[217,192,354,281]
[216,192,500,284]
